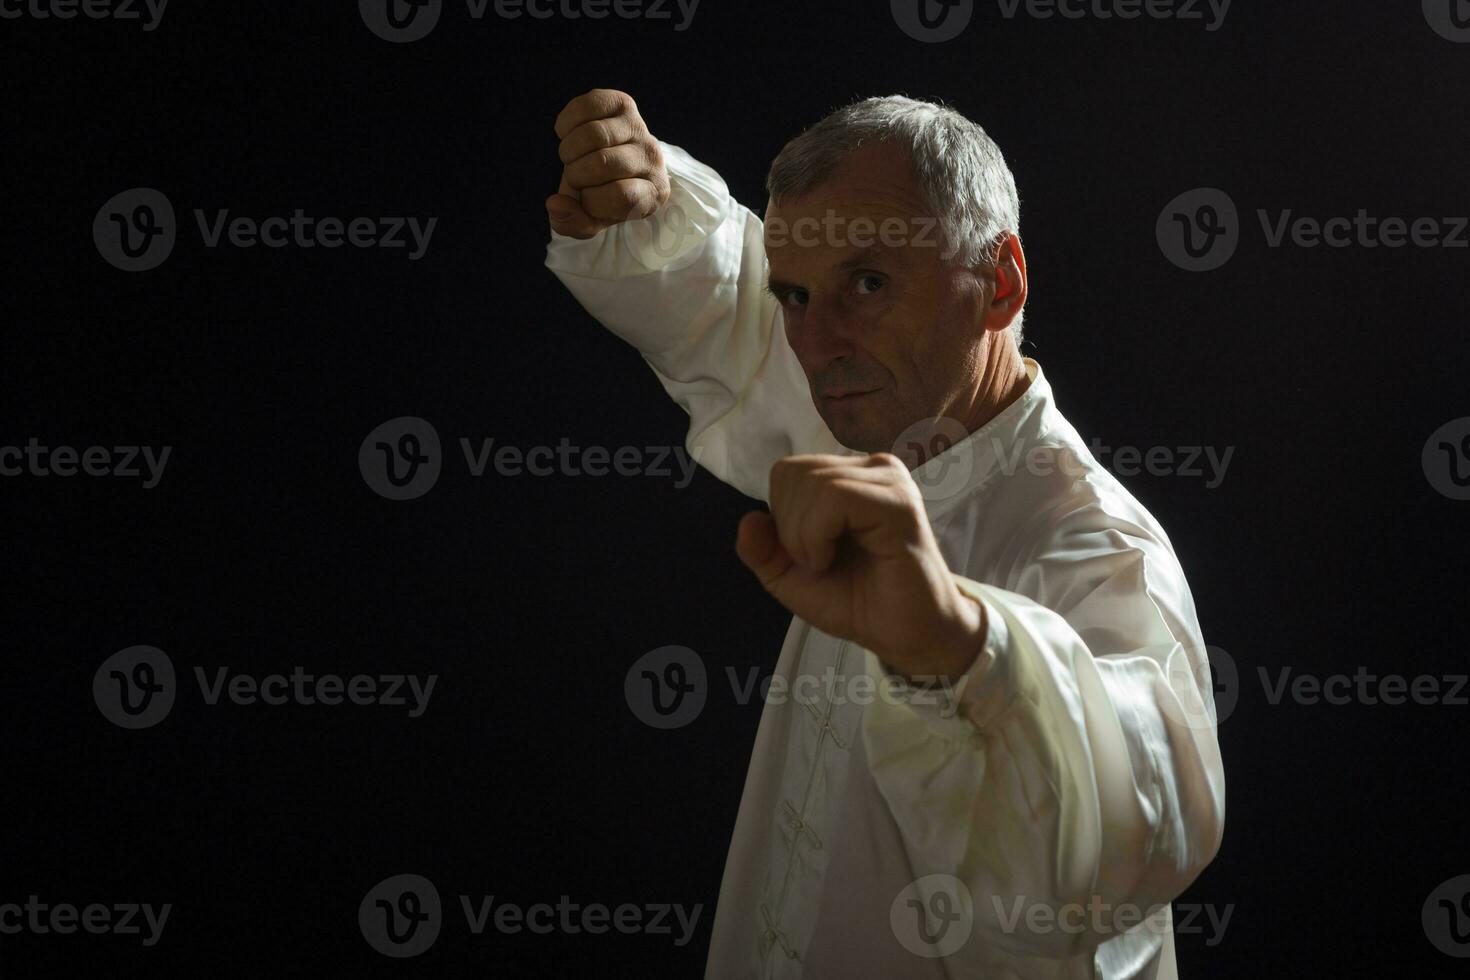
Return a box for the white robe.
[545,142,1226,979]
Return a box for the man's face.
[764,141,995,454]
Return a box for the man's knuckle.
[610,90,635,113]
[615,182,642,209]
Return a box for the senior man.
[543,89,1225,979]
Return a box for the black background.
[4,0,1470,976]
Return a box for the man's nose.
[787,303,854,373]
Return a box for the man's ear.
[983,232,1028,332]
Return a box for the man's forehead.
[766,141,926,216]
[761,141,941,278]
[763,199,928,277]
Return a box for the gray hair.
[765,95,1026,348]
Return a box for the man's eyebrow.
[765,243,901,295]
[834,242,899,271]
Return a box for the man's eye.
[855,274,884,295]
[781,289,809,308]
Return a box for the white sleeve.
[544,140,851,503]
[860,521,1227,961]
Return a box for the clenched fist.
[734,453,989,684]
[547,89,671,239]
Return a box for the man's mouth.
[822,389,879,402]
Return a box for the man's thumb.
[736,511,794,591]
[545,193,603,239]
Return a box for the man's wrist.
[897,587,989,686]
